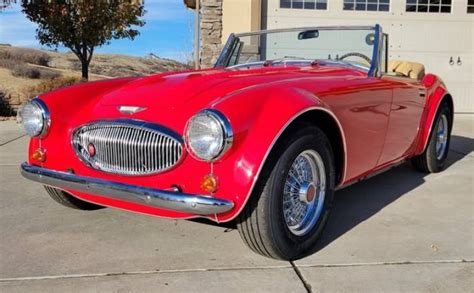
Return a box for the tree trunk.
[81,59,89,80]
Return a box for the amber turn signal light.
[31,148,46,162]
[200,174,218,193]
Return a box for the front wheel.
[236,126,335,260]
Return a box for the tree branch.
[86,47,94,63]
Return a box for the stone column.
[199,0,223,68]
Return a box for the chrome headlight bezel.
[184,109,233,162]
[17,98,51,138]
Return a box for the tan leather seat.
[388,60,425,80]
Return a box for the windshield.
[216,26,382,76]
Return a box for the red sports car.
[18,25,453,260]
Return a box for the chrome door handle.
[449,56,454,65]
[457,56,462,66]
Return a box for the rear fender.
[414,74,453,155]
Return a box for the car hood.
[99,67,303,108]
[97,65,361,111]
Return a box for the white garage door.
[265,0,474,112]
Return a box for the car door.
[376,75,425,166]
[310,75,393,183]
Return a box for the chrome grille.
[72,120,184,176]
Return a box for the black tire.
[44,186,105,210]
[412,102,452,173]
[236,126,335,260]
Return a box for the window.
[343,0,390,11]
[468,0,474,13]
[280,0,328,10]
[406,0,452,13]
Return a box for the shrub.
[0,90,15,116]
[40,69,61,79]
[0,47,50,66]
[2,59,61,79]
[22,76,83,98]
[0,57,19,69]
[11,63,41,79]
[37,68,61,79]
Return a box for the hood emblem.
[118,106,146,115]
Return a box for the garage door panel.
[264,1,473,112]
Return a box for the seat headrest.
[388,60,425,80]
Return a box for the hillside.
[0,45,190,117]
[46,50,190,78]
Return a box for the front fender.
[211,84,333,221]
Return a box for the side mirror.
[365,33,375,45]
[298,30,319,40]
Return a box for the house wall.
[222,0,261,41]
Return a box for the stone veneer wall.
[199,0,223,68]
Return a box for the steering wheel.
[338,52,371,65]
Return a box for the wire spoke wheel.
[236,126,335,260]
[435,114,448,160]
[283,150,326,236]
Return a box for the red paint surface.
[28,65,450,222]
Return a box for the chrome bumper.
[20,163,234,215]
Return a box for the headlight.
[17,98,50,137]
[185,109,233,162]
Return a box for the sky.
[0,0,196,62]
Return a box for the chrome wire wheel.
[283,150,326,236]
[435,114,449,160]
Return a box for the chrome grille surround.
[72,120,184,176]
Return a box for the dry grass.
[0,57,60,79]
[49,51,190,77]
[11,63,42,79]
[22,76,84,99]
[11,63,60,79]
[0,58,17,69]
[0,45,189,116]
[0,45,189,80]
[0,46,50,66]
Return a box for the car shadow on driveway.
[302,135,473,258]
[192,135,473,258]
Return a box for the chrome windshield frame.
[214,25,383,78]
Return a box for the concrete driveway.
[1,115,473,292]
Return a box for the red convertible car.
[18,25,453,260]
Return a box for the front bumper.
[20,163,234,215]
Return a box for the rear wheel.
[44,186,105,210]
[412,102,452,173]
[236,126,335,260]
